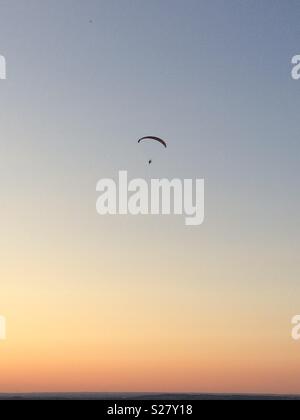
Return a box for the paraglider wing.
[138,136,167,148]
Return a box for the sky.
[0,0,300,394]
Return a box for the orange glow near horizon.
[1,251,300,394]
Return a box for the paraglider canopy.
[138,136,167,148]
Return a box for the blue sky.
[1,0,299,254]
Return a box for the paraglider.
[138,136,167,164]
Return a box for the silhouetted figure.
[149,160,152,165]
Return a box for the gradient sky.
[0,0,300,394]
